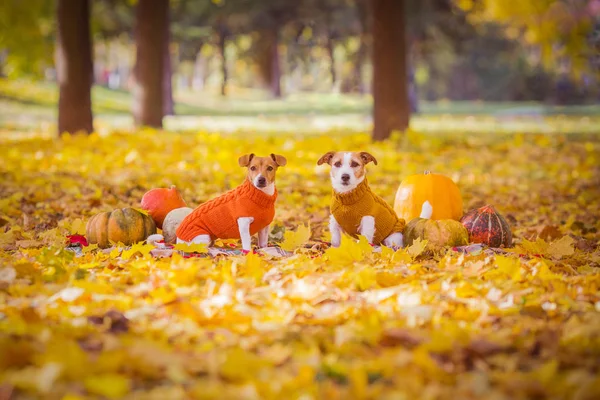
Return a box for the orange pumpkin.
[394,171,463,221]
[86,208,156,248]
[141,185,187,229]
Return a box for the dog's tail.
[419,201,433,219]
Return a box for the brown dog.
[318,151,405,248]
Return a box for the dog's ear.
[238,153,255,167]
[359,152,378,165]
[317,151,336,166]
[270,153,287,167]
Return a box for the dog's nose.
[257,176,267,186]
[341,174,350,182]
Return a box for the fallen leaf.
[280,223,311,251]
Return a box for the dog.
[166,153,286,252]
[317,151,405,248]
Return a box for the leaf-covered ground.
[1,128,599,399]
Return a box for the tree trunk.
[269,28,282,98]
[370,0,409,141]
[56,0,93,135]
[218,28,228,96]
[326,35,336,89]
[254,28,281,97]
[133,0,168,128]
[163,6,174,116]
[353,34,367,94]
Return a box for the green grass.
[1,78,599,135]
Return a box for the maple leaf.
[120,243,154,260]
[173,242,208,253]
[546,236,575,259]
[326,234,372,263]
[495,255,522,281]
[406,237,428,258]
[280,223,311,251]
[70,218,86,235]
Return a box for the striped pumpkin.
[86,208,156,248]
[461,205,512,248]
[404,218,469,250]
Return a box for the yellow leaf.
[38,228,64,247]
[81,243,98,254]
[150,286,178,304]
[518,238,548,256]
[354,267,377,291]
[407,238,428,258]
[173,242,208,253]
[0,228,17,246]
[120,242,154,260]
[348,366,367,399]
[326,234,372,264]
[220,347,265,381]
[495,255,522,281]
[84,373,130,399]
[280,223,311,251]
[392,249,412,264]
[245,251,265,283]
[547,236,575,259]
[71,218,86,235]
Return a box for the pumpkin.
[141,185,187,229]
[162,207,193,244]
[394,171,463,222]
[86,208,156,248]
[461,205,512,248]
[404,217,469,250]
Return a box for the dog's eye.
[334,162,342,168]
[250,166,256,171]
[350,161,359,168]
[267,166,274,171]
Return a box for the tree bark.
[133,0,168,128]
[269,28,282,98]
[254,28,281,97]
[370,0,409,141]
[349,31,368,94]
[218,27,228,96]
[326,35,336,89]
[163,6,174,116]
[56,0,94,135]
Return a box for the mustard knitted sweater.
[331,179,405,245]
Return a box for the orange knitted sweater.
[176,179,277,241]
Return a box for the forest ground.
[0,79,599,399]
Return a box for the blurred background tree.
[0,0,597,137]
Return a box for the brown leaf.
[465,339,508,357]
[379,328,423,348]
[88,310,129,334]
[538,225,562,241]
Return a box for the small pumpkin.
[394,171,463,222]
[404,218,469,250]
[141,185,187,229]
[461,205,512,248]
[86,208,156,248]
[162,207,193,244]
